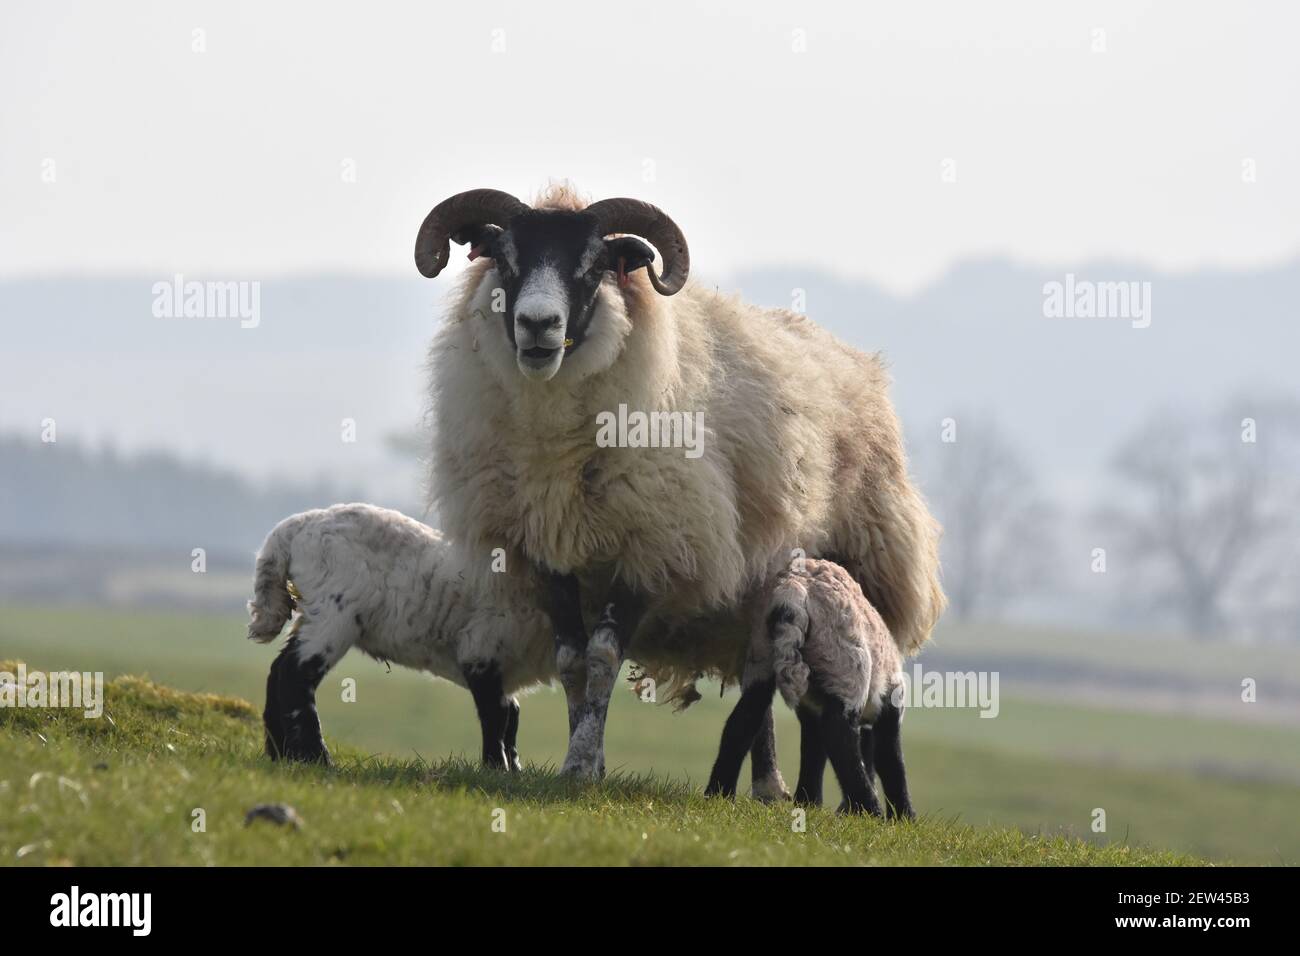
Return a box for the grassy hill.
[0,666,1199,866]
[3,604,1299,864]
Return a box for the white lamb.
[246,503,553,768]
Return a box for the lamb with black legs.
[247,503,553,770]
[705,558,915,818]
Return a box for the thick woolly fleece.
[750,558,902,724]
[427,184,944,697]
[247,503,555,694]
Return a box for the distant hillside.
[4,260,1297,509]
[732,258,1300,493]
[3,261,1297,631]
[0,434,403,554]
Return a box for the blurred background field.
[4,603,1297,864]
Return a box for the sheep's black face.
[469,210,654,382]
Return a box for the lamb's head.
[415,189,689,382]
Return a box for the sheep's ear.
[603,236,655,276]
[452,224,503,261]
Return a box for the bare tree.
[1098,397,1300,640]
[922,415,1057,621]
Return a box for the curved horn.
[585,198,690,295]
[414,189,530,278]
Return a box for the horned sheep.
[417,183,945,780]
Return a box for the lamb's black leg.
[263,657,287,759]
[838,723,881,812]
[823,708,881,816]
[858,724,879,792]
[547,571,588,740]
[872,695,915,820]
[749,705,790,801]
[793,704,827,806]
[266,636,331,764]
[705,679,777,799]
[464,663,509,770]
[503,697,522,772]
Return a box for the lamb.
[704,558,914,818]
[246,503,554,769]
[416,183,945,780]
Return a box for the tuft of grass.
[0,662,1204,866]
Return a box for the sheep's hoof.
[559,751,603,780]
[751,773,792,804]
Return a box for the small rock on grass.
[244,803,304,829]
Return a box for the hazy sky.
[2,0,1297,293]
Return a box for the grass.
[0,666,1201,866]
[3,603,1299,864]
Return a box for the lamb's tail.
[768,592,811,711]
[246,513,311,643]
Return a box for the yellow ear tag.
[564,338,574,348]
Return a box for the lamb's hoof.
[280,736,332,766]
[750,772,792,804]
[703,779,735,800]
[837,797,883,817]
[291,747,332,766]
[507,753,523,773]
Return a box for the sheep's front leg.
[546,571,588,741]
[562,581,645,779]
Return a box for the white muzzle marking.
[514,264,568,381]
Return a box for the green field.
[2,604,1298,864]
[0,667,1201,866]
